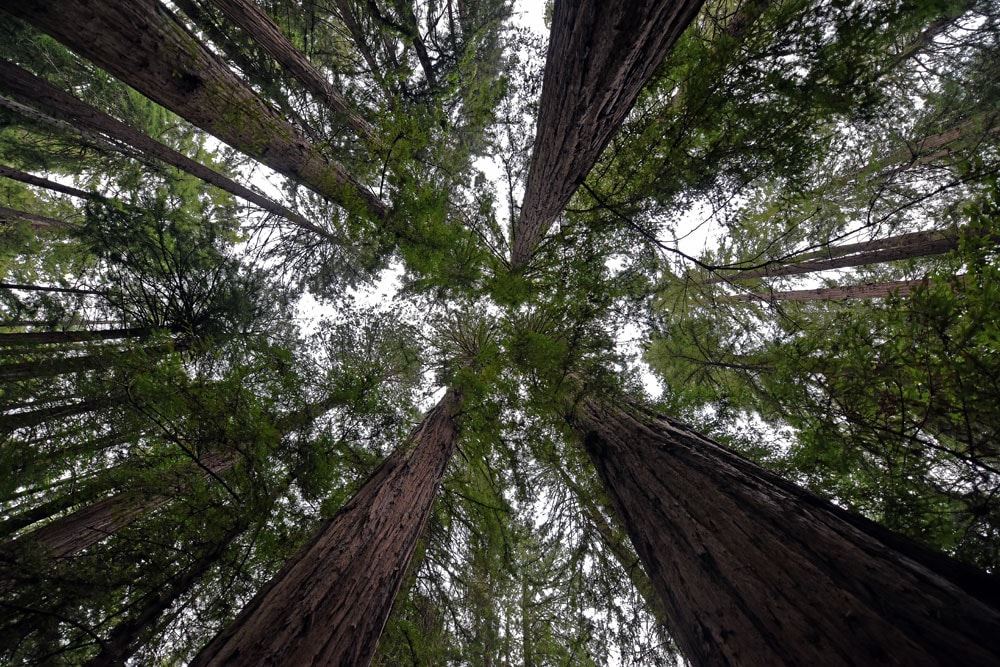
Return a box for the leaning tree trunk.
[0,0,388,222]
[732,276,953,302]
[0,327,151,346]
[202,0,377,142]
[84,521,248,667]
[0,60,334,240]
[704,227,972,284]
[0,204,77,231]
[511,0,705,269]
[190,388,463,667]
[2,451,236,570]
[0,164,101,201]
[570,395,1000,666]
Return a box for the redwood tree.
[570,392,1000,665]
[191,388,463,666]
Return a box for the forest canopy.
[2,0,1000,664]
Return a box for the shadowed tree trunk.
[0,59,334,239]
[2,398,106,433]
[731,276,954,302]
[0,164,101,200]
[190,387,463,667]
[0,327,151,346]
[83,521,248,667]
[203,0,377,142]
[1,0,388,222]
[0,282,104,296]
[570,394,1000,666]
[510,0,705,268]
[2,452,236,564]
[0,204,76,231]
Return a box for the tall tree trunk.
[3,452,236,562]
[0,327,151,346]
[0,204,77,230]
[191,388,463,667]
[732,276,951,302]
[202,0,377,142]
[570,395,1000,665]
[0,164,101,200]
[0,282,105,296]
[1,1,388,222]
[704,227,979,283]
[0,60,333,240]
[84,522,247,667]
[2,397,105,433]
[511,0,705,269]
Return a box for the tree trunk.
[2,398,105,433]
[705,228,966,283]
[0,282,105,296]
[84,522,247,667]
[0,164,101,200]
[191,388,463,667]
[0,59,334,240]
[1,1,388,222]
[202,0,377,142]
[571,395,1000,666]
[733,276,952,302]
[0,327,151,346]
[0,204,77,231]
[4,452,236,561]
[511,0,705,269]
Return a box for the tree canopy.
[2,0,1000,664]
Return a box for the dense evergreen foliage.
[1,0,999,664]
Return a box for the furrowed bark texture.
[204,0,376,142]
[511,0,704,268]
[190,388,462,667]
[0,3,387,221]
[0,60,330,238]
[573,397,1000,666]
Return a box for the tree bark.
[1,1,388,222]
[84,522,247,667]
[571,395,1000,666]
[732,276,954,302]
[705,228,967,283]
[510,0,705,269]
[0,59,336,240]
[4,451,235,561]
[0,164,101,201]
[191,388,463,667]
[203,0,377,142]
[2,398,105,433]
[0,204,77,231]
[0,327,151,346]
[0,282,104,296]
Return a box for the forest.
[1,0,1000,664]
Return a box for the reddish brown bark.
[2,0,388,222]
[203,0,376,142]
[0,59,335,239]
[511,0,705,269]
[190,388,463,667]
[572,396,1000,666]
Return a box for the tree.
[569,390,1000,665]
[3,0,1000,664]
